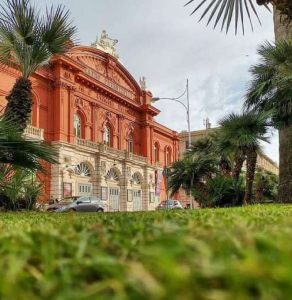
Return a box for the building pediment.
[67,46,141,103]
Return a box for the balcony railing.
[76,138,148,164]
[76,138,99,150]
[127,152,148,163]
[23,125,44,141]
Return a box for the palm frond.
[218,111,271,154]
[245,40,292,127]
[0,117,58,171]
[184,0,271,34]
[0,0,76,78]
[168,155,218,196]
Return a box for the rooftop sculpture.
[91,30,119,59]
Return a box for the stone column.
[120,161,129,211]
[92,154,101,198]
[68,87,76,143]
[118,114,124,150]
[91,103,99,142]
[50,146,63,200]
[142,166,150,210]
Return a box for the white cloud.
[39,0,278,163]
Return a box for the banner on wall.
[155,170,163,196]
[63,183,72,198]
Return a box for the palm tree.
[0,117,57,171]
[185,0,292,40]
[186,134,233,175]
[168,155,218,197]
[218,111,270,204]
[0,0,76,130]
[186,136,214,156]
[245,40,292,202]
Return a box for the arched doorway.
[74,162,93,196]
[132,172,143,211]
[106,167,121,211]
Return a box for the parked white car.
[55,196,105,212]
[156,200,183,210]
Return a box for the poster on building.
[101,187,108,200]
[149,192,155,203]
[155,170,163,197]
[63,183,72,198]
[127,189,133,202]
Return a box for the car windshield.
[60,197,75,204]
[74,197,90,204]
[165,200,174,205]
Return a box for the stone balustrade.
[76,138,148,164]
[127,152,148,163]
[76,138,99,150]
[23,125,44,141]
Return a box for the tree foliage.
[168,155,218,197]
[0,0,77,78]
[0,117,57,171]
[245,40,292,128]
[185,0,292,34]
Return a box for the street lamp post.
[152,79,193,209]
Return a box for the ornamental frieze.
[97,94,114,107]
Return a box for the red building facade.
[0,38,179,211]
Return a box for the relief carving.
[63,71,72,81]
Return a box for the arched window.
[75,163,91,177]
[132,172,142,185]
[106,168,120,182]
[154,142,159,163]
[166,147,172,165]
[128,135,134,153]
[74,114,82,138]
[103,125,111,146]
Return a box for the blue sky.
[38,0,277,162]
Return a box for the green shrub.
[193,175,245,207]
[254,170,279,202]
[0,167,43,210]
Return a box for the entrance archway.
[132,172,143,211]
[74,162,93,196]
[106,167,121,211]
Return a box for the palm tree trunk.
[278,126,292,202]
[273,6,292,202]
[273,6,292,40]
[244,150,257,205]
[4,77,33,132]
[232,152,245,181]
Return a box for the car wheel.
[97,208,104,212]
[68,208,75,212]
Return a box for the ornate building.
[0,31,179,211]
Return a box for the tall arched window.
[103,125,111,146]
[154,142,159,163]
[128,135,134,153]
[74,114,81,138]
[166,147,172,165]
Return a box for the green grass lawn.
[0,205,292,299]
